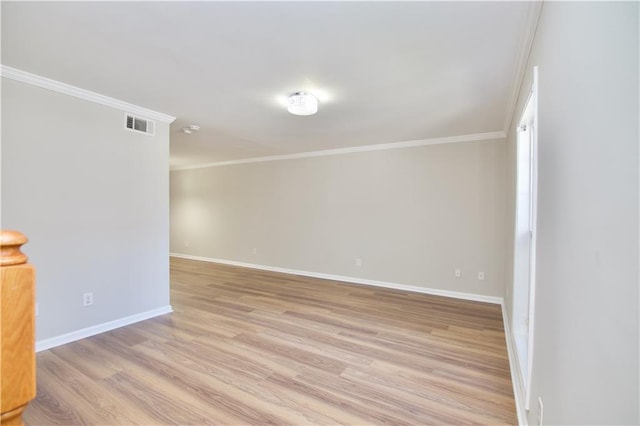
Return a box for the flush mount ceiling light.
[287,92,318,116]
[182,124,200,134]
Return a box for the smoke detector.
[182,124,200,134]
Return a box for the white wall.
[504,2,639,424]
[171,138,507,298]
[1,77,171,343]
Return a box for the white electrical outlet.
[83,292,94,307]
[455,269,461,278]
[355,258,362,267]
[252,248,257,255]
[537,397,544,425]
[478,272,485,281]
[35,302,39,317]
[184,241,189,247]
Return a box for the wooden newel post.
[0,231,36,426]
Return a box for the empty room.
[1,1,638,425]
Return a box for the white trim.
[35,305,173,352]
[1,65,175,123]
[502,303,528,425]
[511,67,539,412]
[170,131,507,171]
[503,1,543,135]
[170,253,503,305]
[524,66,539,411]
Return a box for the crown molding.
[502,1,543,136]
[171,130,506,171]
[1,65,175,123]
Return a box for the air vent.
[124,113,155,136]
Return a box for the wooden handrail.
[1,230,36,426]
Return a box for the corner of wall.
[2,68,174,346]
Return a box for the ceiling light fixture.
[182,124,200,134]
[287,92,318,116]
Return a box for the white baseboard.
[501,303,528,425]
[36,305,173,352]
[169,252,503,305]
[171,253,527,419]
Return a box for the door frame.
[512,66,539,410]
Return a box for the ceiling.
[2,2,535,169]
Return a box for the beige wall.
[504,2,639,424]
[171,138,507,298]
[1,77,171,343]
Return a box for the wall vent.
[124,113,155,136]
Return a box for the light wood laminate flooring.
[24,258,517,425]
